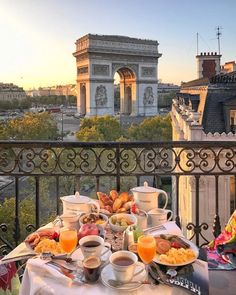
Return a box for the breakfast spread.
[8,187,206,294]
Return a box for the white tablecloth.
[19,259,186,295]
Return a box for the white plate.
[101,262,146,291]
[71,246,112,263]
[153,234,199,267]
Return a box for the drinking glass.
[137,235,156,277]
[59,228,78,257]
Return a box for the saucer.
[71,246,112,262]
[101,263,146,291]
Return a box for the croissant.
[110,190,119,201]
[118,192,129,203]
[113,198,123,212]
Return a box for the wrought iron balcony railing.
[0,140,236,254]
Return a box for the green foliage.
[76,115,125,142]
[128,115,172,141]
[0,112,59,140]
[0,95,76,111]
[0,197,35,244]
[158,91,176,108]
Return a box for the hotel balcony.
[0,140,236,253]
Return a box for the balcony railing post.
[175,175,181,229]
[35,176,40,228]
[116,144,120,192]
[213,175,221,237]
[195,175,200,245]
[14,177,20,247]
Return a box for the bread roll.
[113,198,123,212]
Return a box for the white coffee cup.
[131,210,148,229]
[109,250,145,283]
[79,235,111,258]
[148,208,173,226]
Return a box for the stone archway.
[73,34,162,116]
[115,66,136,115]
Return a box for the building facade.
[171,71,236,241]
[73,34,162,117]
[0,83,26,101]
[26,84,77,97]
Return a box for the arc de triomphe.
[73,34,162,116]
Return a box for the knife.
[149,262,173,287]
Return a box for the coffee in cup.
[109,250,145,283]
[83,256,101,282]
[79,235,111,258]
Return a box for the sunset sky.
[0,0,236,89]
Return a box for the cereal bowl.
[79,213,108,229]
[109,213,137,232]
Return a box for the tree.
[128,115,172,141]
[76,115,126,142]
[0,112,59,140]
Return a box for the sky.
[0,0,236,90]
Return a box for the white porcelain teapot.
[131,181,168,212]
[60,192,100,215]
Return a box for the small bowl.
[79,213,108,229]
[109,213,137,232]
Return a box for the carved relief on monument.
[77,66,88,75]
[143,86,154,105]
[95,85,107,107]
[141,67,156,77]
[92,64,109,76]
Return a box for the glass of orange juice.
[137,235,156,276]
[59,228,78,256]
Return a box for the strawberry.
[131,203,139,214]
[52,231,59,241]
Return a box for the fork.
[143,224,165,234]
[40,252,73,263]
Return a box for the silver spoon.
[108,279,154,287]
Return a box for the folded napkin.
[207,210,236,270]
[26,258,72,284]
[0,242,35,265]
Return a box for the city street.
[52,113,80,141]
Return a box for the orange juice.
[59,229,78,254]
[137,235,156,264]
